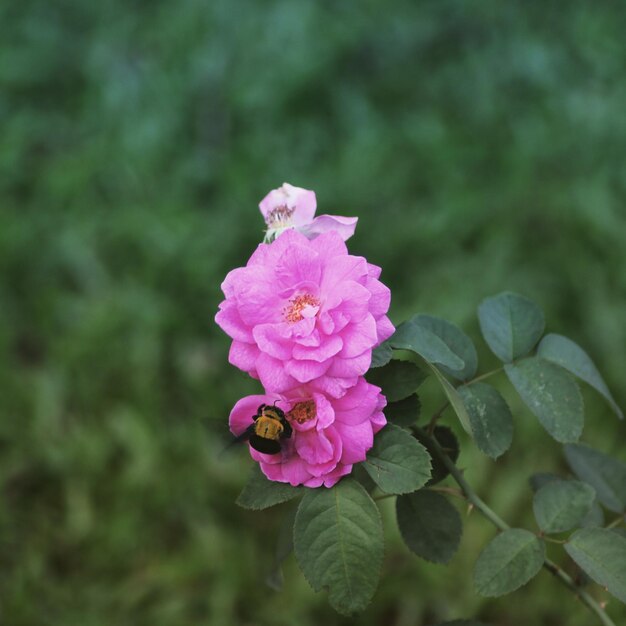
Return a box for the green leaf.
[388,319,472,433]
[529,473,561,492]
[478,292,545,363]
[385,394,421,427]
[409,314,478,381]
[538,334,623,420]
[580,500,606,528]
[414,426,460,486]
[474,529,545,597]
[396,490,462,564]
[293,479,383,614]
[389,320,465,372]
[533,480,595,534]
[370,341,393,368]
[565,528,626,603]
[351,463,378,493]
[429,364,472,434]
[363,425,432,494]
[505,357,583,443]
[236,464,301,510]
[265,505,297,591]
[529,473,605,529]
[366,360,427,402]
[458,383,513,459]
[564,443,626,513]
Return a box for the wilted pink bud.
[259,182,358,242]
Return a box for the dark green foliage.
[384,393,421,427]
[403,315,478,381]
[396,490,462,563]
[429,365,473,434]
[565,528,626,604]
[474,529,545,597]
[564,444,626,513]
[363,425,431,494]
[236,464,301,510]
[529,473,562,492]
[415,426,460,486]
[390,320,465,372]
[478,292,545,363]
[293,479,383,614]
[538,334,623,420]
[366,360,427,402]
[371,342,393,368]
[579,501,606,529]
[458,383,513,459]
[352,463,379,493]
[529,474,605,529]
[532,480,595,534]
[505,358,584,443]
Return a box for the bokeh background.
[2,1,625,624]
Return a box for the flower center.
[265,204,295,229]
[287,400,316,424]
[283,294,320,323]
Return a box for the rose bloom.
[215,229,394,398]
[229,378,386,487]
[260,182,358,242]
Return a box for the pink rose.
[229,378,387,487]
[215,229,394,398]
[260,182,358,242]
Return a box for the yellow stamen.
[287,400,316,424]
[284,294,320,323]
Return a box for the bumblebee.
[236,403,293,454]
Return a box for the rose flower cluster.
[216,184,394,487]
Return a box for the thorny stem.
[375,487,466,502]
[414,425,617,626]
[427,402,449,433]
[426,485,466,500]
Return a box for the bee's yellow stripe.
[254,416,284,441]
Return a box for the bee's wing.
[249,434,282,455]
[220,423,256,457]
[232,423,256,444]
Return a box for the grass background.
[1,1,625,624]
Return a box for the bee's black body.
[236,403,293,454]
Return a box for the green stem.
[459,366,504,387]
[415,426,617,626]
[427,401,449,433]
[606,515,625,529]
[425,485,466,500]
[542,536,567,545]
[373,493,396,502]
[543,559,615,626]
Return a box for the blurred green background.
[2,1,625,624]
